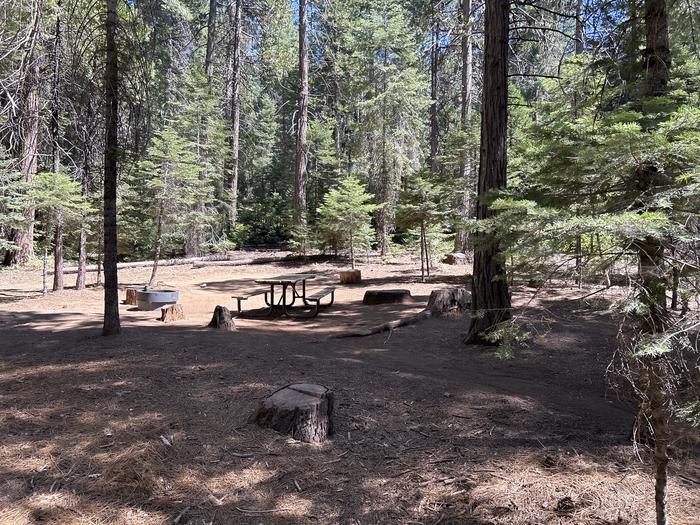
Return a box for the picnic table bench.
[234,273,335,318]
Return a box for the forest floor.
[0,253,698,525]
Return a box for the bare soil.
[0,254,698,524]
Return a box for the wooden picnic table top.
[255,273,316,285]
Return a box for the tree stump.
[363,289,413,305]
[125,288,139,305]
[426,287,470,314]
[254,384,334,444]
[443,252,468,266]
[160,304,184,322]
[208,305,235,331]
[339,269,361,284]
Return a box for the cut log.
[254,384,334,443]
[208,305,236,331]
[335,287,470,338]
[339,269,361,284]
[124,288,139,305]
[160,304,184,322]
[363,289,413,305]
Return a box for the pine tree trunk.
[103,0,121,336]
[42,248,48,295]
[464,0,512,344]
[429,1,440,172]
[226,0,242,230]
[204,0,217,88]
[350,235,355,270]
[638,2,671,523]
[8,6,43,266]
[76,152,90,290]
[149,205,164,287]
[50,0,63,292]
[644,0,670,96]
[647,365,670,525]
[575,0,584,54]
[76,226,87,289]
[52,210,64,291]
[51,0,62,174]
[420,221,426,282]
[454,0,473,253]
[294,0,309,228]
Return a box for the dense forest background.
[1,0,699,282]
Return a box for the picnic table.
[256,273,316,315]
[234,273,336,318]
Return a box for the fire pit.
[135,288,180,311]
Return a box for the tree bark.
[638,2,671,524]
[42,248,48,295]
[51,0,62,174]
[51,1,63,291]
[149,204,164,287]
[575,0,584,54]
[76,150,90,290]
[293,0,309,228]
[428,0,440,173]
[52,209,64,291]
[464,0,512,345]
[454,0,473,253]
[208,305,236,331]
[204,0,217,88]
[226,0,242,230]
[254,384,334,444]
[103,0,121,336]
[644,0,670,96]
[5,4,43,266]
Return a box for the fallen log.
[333,287,470,338]
[192,256,287,268]
[50,254,230,275]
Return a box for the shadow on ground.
[0,286,697,524]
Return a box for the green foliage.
[676,401,700,427]
[236,193,289,247]
[122,124,205,258]
[0,152,26,253]
[316,175,379,267]
[29,171,91,225]
[397,172,450,275]
[481,321,531,360]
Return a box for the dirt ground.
[0,253,698,525]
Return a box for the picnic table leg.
[299,279,314,306]
[287,284,297,307]
[258,285,276,316]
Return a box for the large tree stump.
[426,287,470,314]
[339,269,361,284]
[124,288,139,305]
[363,289,413,305]
[208,305,235,331]
[254,384,334,443]
[160,304,184,322]
[443,252,468,266]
